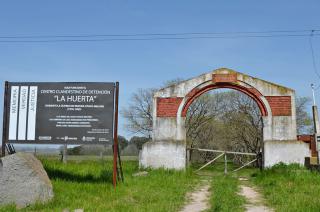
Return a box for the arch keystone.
[212,73,237,83]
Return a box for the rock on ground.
[0,152,54,208]
[132,171,148,177]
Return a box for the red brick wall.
[212,73,237,83]
[157,97,183,117]
[265,96,292,116]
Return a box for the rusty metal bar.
[116,82,124,183]
[113,82,120,189]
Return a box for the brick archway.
[180,82,268,117]
[139,68,310,169]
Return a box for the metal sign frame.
[1,81,122,188]
[2,81,116,145]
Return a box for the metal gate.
[187,148,263,174]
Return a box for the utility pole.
[311,84,320,164]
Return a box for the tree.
[130,136,150,150]
[185,90,263,164]
[223,91,263,154]
[162,78,185,87]
[121,88,154,138]
[67,145,83,155]
[296,96,313,134]
[121,78,184,138]
[118,135,129,150]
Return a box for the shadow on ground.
[45,168,113,183]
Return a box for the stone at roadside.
[0,153,54,208]
[239,177,249,181]
[132,171,148,177]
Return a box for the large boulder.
[0,152,54,207]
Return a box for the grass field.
[209,174,245,212]
[202,163,246,212]
[2,156,320,211]
[252,164,320,211]
[195,161,320,212]
[0,157,197,212]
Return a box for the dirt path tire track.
[180,180,211,212]
[239,184,273,212]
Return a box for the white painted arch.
[140,68,310,169]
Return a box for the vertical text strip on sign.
[212,73,237,83]
[265,96,292,116]
[27,86,38,140]
[18,86,28,140]
[157,97,183,117]
[9,86,19,140]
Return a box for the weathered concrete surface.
[153,68,297,142]
[139,141,186,169]
[140,68,309,169]
[153,117,180,141]
[264,140,310,167]
[0,153,54,207]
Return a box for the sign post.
[1,81,9,156]
[113,82,119,188]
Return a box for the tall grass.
[0,158,197,212]
[193,161,246,212]
[209,174,245,212]
[252,163,320,211]
[3,157,320,212]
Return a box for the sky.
[0,0,320,141]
